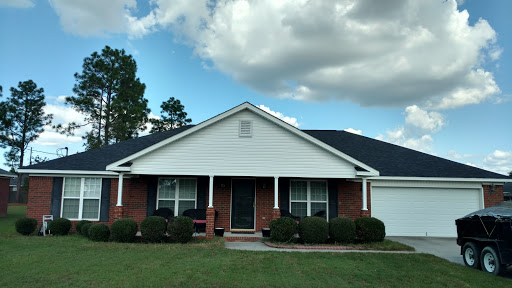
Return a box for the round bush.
[110,219,138,243]
[15,217,38,236]
[167,216,194,243]
[75,220,91,234]
[355,217,386,243]
[141,216,167,243]
[81,222,94,238]
[51,218,72,236]
[299,216,329,244]
[329,217,356,243]
[88,223,110,242]
[269,217,298,242]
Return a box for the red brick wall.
[107,177,148,226]
[26,176,53,225]
[483,184,503,208]
[0,178,10,217]
[337,180,371,220]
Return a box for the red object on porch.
[193,220,207,224]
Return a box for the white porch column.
[116,173,124,207]
[274,176,279,209]
[208,175,214,208]
[361,177,368,211]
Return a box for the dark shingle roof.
[23,125,509,180]
[0,168,15,177]
[23,126,194,171]
[303,130,509,179]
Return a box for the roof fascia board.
[106,102,379,175]
[0,173,15,178]
[369,176,512,183]
[18,169,119,176]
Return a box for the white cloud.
[47,0,502,109]
[0,0,34,8]
[34,103,90,147]
[447,150,472,160]
[489,46,503,61]
[377,105,446,153]
[344,128,362,135]
[465,162,477,167]
[257,104,299,127]
[483,150,512,175]
[48,0,146,38]
[139,112,160,136]
[405,105,444,132]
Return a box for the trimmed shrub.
[167,216,194,243]
[355,217,386,243]
[81,222,94,238]
[51,218,72,236]
[15,217,38,236]
[299,216,329,244]
[141,216,167,243]
[329,217,356,243]
[269,217,297,242]
[88,223,110,242]
[75,220,91,234]
[110,219,138,243]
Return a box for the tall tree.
[0,80,53,201]
[58,46,149,150]
[149,97,192,133]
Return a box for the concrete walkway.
[224,241,415,254]
[386,236,463,265]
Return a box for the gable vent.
[239,120,252,137]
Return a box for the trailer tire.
[480,246,503,275]
[462,242,480,269]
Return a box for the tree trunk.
[16,148,24,203]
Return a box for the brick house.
[20,103,511,238]
[0,168,15,217]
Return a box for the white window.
[157,178,197,216]
[61,177,102,220]
[290,180,328,220]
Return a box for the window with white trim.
[157,178,197,216]
[290,180,328,220]
[61,177,102,220]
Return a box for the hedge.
[88,223,110,242]
[269,217,297,242]
[141,216,168,243]
[167,216,194,243]
[355,217,386,243]
[15,217,38,236]
[329,217,356,243]
[51,218,72,236]
[110,219,138,243]
[299,216,329,244]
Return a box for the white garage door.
[372,187,481,237]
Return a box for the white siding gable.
[130,110,357,178]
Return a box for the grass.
[1,206,510,288]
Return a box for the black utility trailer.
[456,201,512,275]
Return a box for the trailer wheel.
[480,246,503,275]
[462,242,480,269]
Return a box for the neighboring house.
[0,168,16,217]
[19,103,511,237]
[504,183,512,201]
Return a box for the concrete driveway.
[387,237,463,264]
[388,236,512,278]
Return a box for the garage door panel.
[372,187,481,237]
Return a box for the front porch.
[113,174,371,239]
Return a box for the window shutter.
[279,178,290,212]
[146,176,158,217]
[196,176,208,209]
[328,180,338,220]
[50,177,63,219]
[239,120,252,137]
[99,178,111,222]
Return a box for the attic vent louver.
[239,120,252,137]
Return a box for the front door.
[231,179,255,230]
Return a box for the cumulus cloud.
[0,0,34,8]
[377,105,444,153]
[47,0,502,109]
[483,150,512,175]
[344,128,362,135]
[34,103,90,147]
[257,105,299,127]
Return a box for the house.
[0,168,16,217]
[19,102,511,238]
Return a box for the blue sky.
[0,0,510,175]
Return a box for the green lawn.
[1,206,510,288]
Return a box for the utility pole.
[29,147,32,165]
